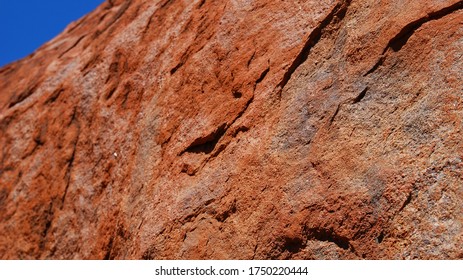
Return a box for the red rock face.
[1,0,462,259]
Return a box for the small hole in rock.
[282,236,304,253]
[376,232,384,244]
[233,90,242,98]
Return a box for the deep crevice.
[329,86,368,125]
[256,67,269,85]
[95,0,132,38]
[281,236,305,254]
[160,0,174,9]
[253,67,270,91]
[170,61,184,75]
[351,86,368,104]
[104,236,114,260]
[41,203,53,238]
[364,56,385,76]
[383,1,463,53]
[232,126,249,137]
[21,141,41,160]
[233,95,254,123]
[246,51,256,68]
[46,88,64,104]
[197,0,206,9]
[376,231,384,244]
[182,123,227,154]
[58,35,86,58]
[181,95,254,156]
[141,0,174,40]
[81,54,101,74]
[306,227,351,250]
[215,201,237,222]
[398,191,413,212]
[107,0,115,8]
[365,1,463,76]
[329,104,341,125]
[8,84,39,108]
[39,202,54,250]
[276,0,352,91]
[105,86,118,100]
[60,118,80,208]
[112,0,133,24]
[141,245,156,260]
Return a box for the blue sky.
[0,1,104,67]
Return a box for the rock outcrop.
[1,0,462,259]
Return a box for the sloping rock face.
[1,0,462,259]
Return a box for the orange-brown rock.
[1,0,462,259]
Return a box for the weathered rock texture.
[1,0,462,259]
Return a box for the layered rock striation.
[0,0,462,259]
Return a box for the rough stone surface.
[1,0,462,259]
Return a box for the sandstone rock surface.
[1,0,462,259]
